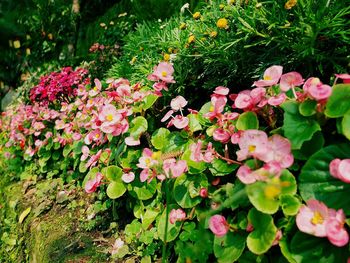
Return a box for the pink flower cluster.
[85,172,103,193]
[169,208,186,224]
[297,199,349,247]
[236,130,293,184]
[329,158,350,183]
[148,62,175,96]
[29,67,89,104]
[190,140,216,163]
[161,96,189,129]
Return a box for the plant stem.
[162,181,170,263]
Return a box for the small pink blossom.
[170,96,188,111]
[326,210,349,247]
[81,145,90,161]
[169,208,186,224]
[279,72,304,92]
[161,110,174,122]
[236,165,256,184]
[253,65,283,87]
[234,93,253,109]
[267,93,287,106]
[89,78,102,97]
[199,188,208,198]
[125,136,141,146]
[213,128,231,143]
[86,149,102,168]
[122,172,135,183]
[148,62,175,83]
[209,215,229,237]
[85,172,103,193]
[236,130,269,161]
[163,158,188,178]
[329,159,350,183]
[303,77,332,101]
[272,230,283,246]
[172,115,189,129]
[335,73,350,84]
[111,238,125,255]
[213,86,229,96]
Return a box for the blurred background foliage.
[1,0,349,108]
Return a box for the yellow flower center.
[179,22,187,30]
[188,35,195,44]
[311,211,324,225]
[106,114,114,121]
[264,185,281,199]
[163,53,170,61]
[145,158,151,166]
[248,145,256,153]
[161,71,168,77]
[210,31,218,38]
[152,151,161,160]
[95,133,100,138]
[93,86,98,91]
[193,12,201,20]
[217,18,228,29]
[264,75,272,81]
[209,105,214,112]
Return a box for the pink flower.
[236,165,256,184]
[199,188,208,198]
[267,93,287,106]
[272,230,283,246]
[209,215,229,237]
[326,210,349,247]
[89,78,102,97]
[122,172,135,183]
[335,73,350,84]
[148,62,175,83]
[172,115,189,129]
[279,72,304,92]
[169,209,186,224]
[163,158,188,178]
[213,86,229,96]
[161,110,174,122]
[125,136,141,146]
[236,130,269,161]
[213,128,231,143]
[234,92,253,109]
[190,141,216,163]
[111,238,125,255]
[303,77,332,101]
[253,65,283,87]
[296,199,329,237]
[85,172,103,193]
[86,149,102,168]
[329,159,350,183]
[81,145,90,161]
[205,96,227,120]
[170,96,187,111]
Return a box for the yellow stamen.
[95,134,100,138]
[106,114,113,121]
[311,211,324,225]
[93,86,98,91]
[248,145,256,153]
[264,75,272,81]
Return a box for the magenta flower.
[253,65,283,87]
[279,72,304,92]
[334,73,350,84]
[169,208,186,224]
[209,215,229,237]
[329,158,350,183]
[85,172,103,193]
[236,130,269,161]
[148,62,175,83]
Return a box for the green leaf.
[299,143,350,213]
[247,208,277,255]
[182,148,207,174]
[151,128,171,150]
[280,169,297,195]
[341,109,350,140]
[214,231,246,263]
[188,114,202,133]
[281,101,321,149]
[79,161,88,173]
[280,195,301,216]
[209,158,238,176]
[129,116,148,138]
[292,131,325,160]
[107,181,126,199]
[63,144,72,157]
[298,99,317,117]
[246,182,279,214]
[130,179,157,200]
[173,173,207,208]
[236,112,259,130]
[102,165,123,181]
[325,84,350,118]
[82,167,99,187]
[142,209,160,230]
[157,204,182,242]
[18,207,31,224]
[142,94,158,110]
[289,232,349,262]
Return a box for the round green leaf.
[209,158,238,176]
[325,84,350,118]
[280,169,297,195]
[188,114,202,133]
[281,101,321,149]
[299,143,350,214]
[151,128,171,150]
[102,165,123,181]
[107,181,126,199]
[341,109,350,140]
[298,99,317,117]
[182,149,207,174]
[173,173,207,208]
[246,182,279,214]
[157,204,182,242]
[214,231,246,263]
[247,208,277,255]
[130,179,157,200]
[280,195,301,216]
[236,111,259,130]
[129,116,148,138]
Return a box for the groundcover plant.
[1,60,350,262]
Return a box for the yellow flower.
[48,33,53,40]
[219,4,225,10]
[163,53,170,61]
[179,22,187,30]
[188,35,195,44]
[193,12,201,20]
[26,48,31,55]
[168,47,173,53]
[210,31,218,38]
[284,0,297,9]
[227,0,235,5]
[13,40,21,49]
[216,18,228,29]
[130,56,137,65]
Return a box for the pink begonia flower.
[169,209,186,224]
[85,172,103,193]
[253,65,283,87]
[326,209,349,247]
[190,141,216,163]
[111,238,124,255]
[213,128,231,143]
[213,86,230,96]
[267,93,287,106]
[116,84,131,97]
[72,133,82,141]
[236,165,256,184]
[236,130,269,161]
[153,81,169,95]
[163,158,188,178]
[199,188,208,198]
[296,199,329,237]
[81,145,90,161]
[125,136,141,146]
[272,229,283,246]
[303,77,332,101]
[170,96,188,111]
[84,129,103,145]
[209,215,229,237]
[329,158,350,183]
[99,104,123,133]
[122,172,135,183]
[148,62,175,83]
[234,92,253,109]
[89,78,102,97]
[161,110,174,122]
[335,73,350,84]
[250,87,266,104]
[205,96,227,120]
[86,149,102,168]
[137,148,159,182]
[172,115,189,129]
[24,147,36,157]
[279,72,304,92]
